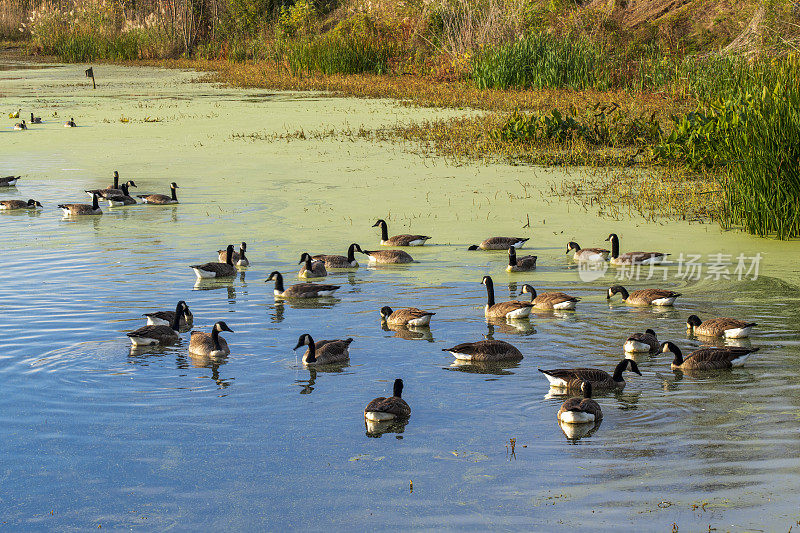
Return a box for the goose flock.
[2,168,763,438]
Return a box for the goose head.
[580,381,593,398]
[293,333,314,350]
[686,315,702,329]
[27,199,43,208]
[213,321,234,333]
[379,306,394,319]
[566,241,580,253]
[604,233,619,243]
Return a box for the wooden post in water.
[85,67,96,89]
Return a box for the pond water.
[1,63,799,530]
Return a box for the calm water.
[2,63,800,531]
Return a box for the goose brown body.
[0,199,42,210]
[373,219,430,246]
[482,276,533,318]
[266,271,340,298]
[520,284,579,310]
[624,328,659,353]
[607,285,681,306]
[661,342,759,370]
[361,249,414,264]
[59,193,102,216]
[364,379,411,421]
[687,315,756,338]
[191,244,236,278]
[506,248,537,272]
[313,243,362,269]
[380,306,435,327]
[540,359,641,390]
[606,233,667,265]
[557,382,603,424]
[565,241,610,261]
[294,334,352,365]
[298,252,327,278]
[138,182,179,204]
[443,340,523,362]
[190,321,233,356]
[469,236,528,250]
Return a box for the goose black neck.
[508,247,517,266]
[611,236,619,258]
[524,285,537,302]
[393,379,403,398]
[91,194,99,210]
[582,382,593,398]
[347,244,357,262]
[484,278,495,307]
[211,326,222,350]
[225,247,233,265]
[379,221,388,241]
[612,286,629,300]
[272,272,284,292]
[169,302,182,331]
[304,255,313,269]
[112,173,119,189]
[669,343,683,365]
[239,247,247,262]
[612,359,629,381]
[171,186,177,201]
[120,183,129,195]
[306,340,316,363]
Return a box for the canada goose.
[623,328,659,353]
[360,248,414,264]
[298,252,327,279]
[0,199,42,210]
[0,176,20,187]
[137,182,179,204]
[217,242,249,266]
[190,244,236,279]
[660,341,759,370]
[266,271,340,298]
[364,379,411,421]
[519,284,579,310]
[687,315,756,338]
[294,333,352,365]
[88,179,136,200]
[607,285,680,306]
[442,339,524,361]
[127,301,185,346]
[59,193,102,216]
[64,117,76,128]
[565,241,610,262]
[557,382,603,424]
[372,219,431,246]
[86,171,121,197]
[605,233,667,265]
[30,113,42,124]
[105,183,138,207]
[143,300,194,331]
[380,306,435,327]
[8,108,19,119]
[13,120,26,130]
[468,237,528,251]
[540,359,641,390]
[190,321,234,357]
[506,247,537,272]
[482,276,532,318]
[313,243,362,269]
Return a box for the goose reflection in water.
[445,359,520,376]
[485,320,535,338]
[270,302,285,323]
[365,417,409,438]
[294,365,349,395]
[559,419,602,442]
[189,352,232,390]
[381,322,434,342]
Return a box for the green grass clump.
[284,33,393,75]
[472,32,609,90]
